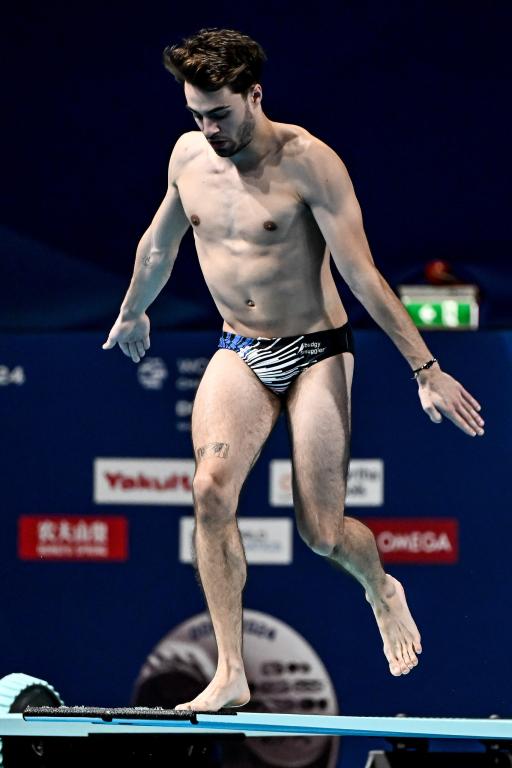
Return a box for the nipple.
[191,215,200,226]
[263,221,277,231]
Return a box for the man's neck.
[230,116,277,170]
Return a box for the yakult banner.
[94,459,194,505]
[179,517,293,565]
[269,459,384,507]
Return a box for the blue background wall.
[2,332,511,749]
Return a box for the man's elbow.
[149,229,182,264]
[344,264,383,298]
[146,247,178,271]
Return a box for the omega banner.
[1,330,510,742]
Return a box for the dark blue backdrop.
[3,2,511,329]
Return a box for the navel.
[191,214,200,226]
[246,299,256,307]
[263,220,277,231]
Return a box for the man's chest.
[176,163,309,244]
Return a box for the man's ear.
[252,84,262,104]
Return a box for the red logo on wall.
[19,516,128,562]
[361,518,459,564]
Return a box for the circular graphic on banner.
[132,609,340,768]
[137,357,168,390]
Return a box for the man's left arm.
[300,141,484,437]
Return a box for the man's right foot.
[366,574,422,676]
[174,669,250,712]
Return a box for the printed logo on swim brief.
[299,342,326,355]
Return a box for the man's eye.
[191,112,229,122]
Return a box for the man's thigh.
[192,349,282,491]
[284,352,354,519]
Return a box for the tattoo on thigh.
[196,442,230,461]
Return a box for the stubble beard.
[214,104,255,158]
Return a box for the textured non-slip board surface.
[24,706,236,721]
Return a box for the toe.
[397,644,411,674]
[404,644,417,669]
[384,645,400,676]
[174,702,193,711]
[388,653,402,676]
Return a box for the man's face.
[184,83,258,157]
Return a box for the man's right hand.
[102,312,150,363]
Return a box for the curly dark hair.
[163,28,267,96]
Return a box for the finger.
[143,336,150,351]
[460,387,482,413]
[460,404,485,429]
[119,342,131,358]
[444,408,479,436]
[102,337,116,350]
[128,342,141,363]
[456,405,484,436]
[136,341,146,358]
[424,405,443,424]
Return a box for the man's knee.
[193,470,237,525]
[297,517,344,558]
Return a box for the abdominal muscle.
[195,238,348,338]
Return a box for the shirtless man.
[103,28,485,711]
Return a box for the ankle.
[216,659,245,678]
[366,573,392,601]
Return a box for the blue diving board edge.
[0,712,510,740]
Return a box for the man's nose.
[202,117,220,137]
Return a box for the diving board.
[0,708,511,740]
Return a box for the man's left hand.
[417,368,485,437]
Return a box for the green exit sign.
[397,286,479,330]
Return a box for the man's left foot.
[366,574,422,676]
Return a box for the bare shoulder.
[274,123,342,163]
[168,131,204,183]
[276,124,352,205]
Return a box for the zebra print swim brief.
[217,322,354,395]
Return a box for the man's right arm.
[103,135,192,362]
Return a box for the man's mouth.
[210,139,227,148]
